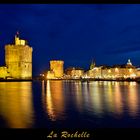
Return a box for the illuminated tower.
[127,59,132,66]
[5,32,33,79]
[50,60,64,78]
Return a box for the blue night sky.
[0,4,140,76]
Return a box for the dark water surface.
[0,80,140,128]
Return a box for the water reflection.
[73,81,83,112]
[91,81,139,117]
[88,81,139,117]
[88,81,104,116]
[42,80,65,121]
[0,82,33,128]
[127,82,138,117]
[113,82,123,115]
[1,80,139,128]
[41,80,140,119]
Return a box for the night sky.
[0,4,140,76]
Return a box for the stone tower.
[5,33,33,79]
[50,60,64,78]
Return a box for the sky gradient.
[0,4,140,76]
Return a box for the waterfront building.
[87,61,102,78]
[87,59,137,79]
[102,59,136,79]
[50,60,64,78]
[46,70,55,79]
[87,67,102,78]
[65,67,84,79]
[136,68,140,77]
[0,33,33,79]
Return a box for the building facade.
[65,67,84,79]
[46,70,55,79]
[87,67,102,78]
[87,59,137,79]
[0,33,33,79]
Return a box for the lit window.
[129,68,132,72]
[115,68,119,72]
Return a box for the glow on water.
[0,81,140,128]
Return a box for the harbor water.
[0,80,140,128]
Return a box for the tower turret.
[127,59,132,66]
[15,31,26,45]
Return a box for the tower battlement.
[3,33,33,79]
[50,60,64,78]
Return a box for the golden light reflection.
[0,82,34,128]
[114,82,123,115]
[127,82,138,117]
[46,80,56,121]
[74,81,83,112]
[104,82,115,113]
[89,81,103,115]
[103,81,138,117]
[42,80,140,121]
[73,81,140,117]
[82,82,89,98]
[41,80,46,111]
[45,80,65,121]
